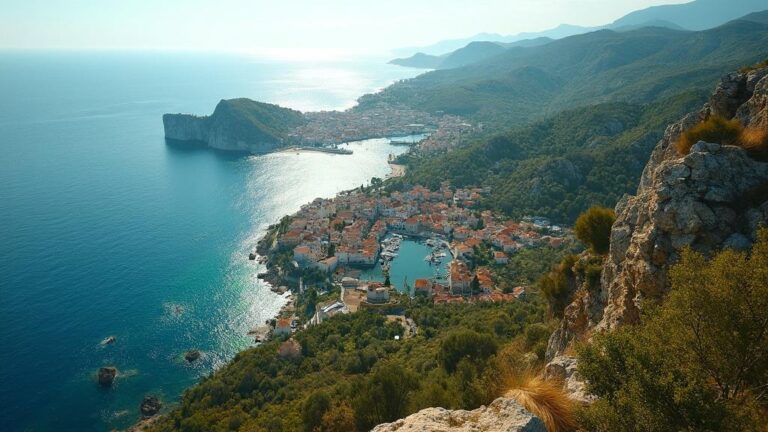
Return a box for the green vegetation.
[538,255,577,318]
[573,207,615,254]
[150,299,550,432]
[211,98,307,145]
[400,92,705,223]
[577,229,768,431]
[363,16,768,127]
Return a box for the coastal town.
[255,181,570,338]
[289,104,474,150]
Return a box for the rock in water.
[98,367,117,387]
[372,397,546,432]
[140,395,162,417]
[248,252,256,260]
[184,350,201,362]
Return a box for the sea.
[0,51,424,431]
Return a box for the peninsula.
[163,98,470,153]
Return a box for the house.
[293,245,312,264]
[273,318,292,338]
[494,251,509,265]
[414,278,432,297]
[366,284,390,304]
[512,286,527,299]
[315,256,338,273]
[449,260,471,295]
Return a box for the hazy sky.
[0,0,689,58]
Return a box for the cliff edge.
[163,99,306,153]
[547,65,768,359]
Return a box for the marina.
[360,235,453,293]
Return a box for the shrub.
[676,116,743,155]
[573,208,615,255]
[577,228,768,431]
[319,402,357,432]
[303,391,332,432]
[439,329,499,373]
[538,255,578,317]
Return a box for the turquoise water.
[359,239,452,292]
[0,52,420,431]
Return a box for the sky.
[0,0,690,59]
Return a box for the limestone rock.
[547,66,768,358]
[544,356,595,404]
[372,397,546,432]
[97,367,117,387]
[140,395,162,417]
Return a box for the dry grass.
[676,116,742,155]
[740,127,768,160]
[503,375,577,432]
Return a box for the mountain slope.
[391,0,768,68]
[612,0,767,30]
[367,13,768,127]
[390,39,552,70]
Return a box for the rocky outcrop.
[163,99,306,153]
[372,398,546,432]
[184,350,201,363]
[140,395,162,417]
[98,366,117,387]
[547,66,768,357]
[544,355,595,404]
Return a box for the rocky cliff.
[547,65,768,360]
[372,397,546,432]
[163,99,307,153]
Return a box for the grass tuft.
[676,116,742,155]
[503,374,577,432]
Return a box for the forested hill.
[363,12,768,128]
[397,90,707,223]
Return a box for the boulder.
[184,350,201,363]
[140,395,162,417]
[98,367,117,387]
[372,397,546,432]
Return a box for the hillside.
[163,99,307,153]
[370,13,768,127]
[397,91,706,223]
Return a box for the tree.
[439,329,498,373]
[353,362,418,430]
[573,207,615,254]
[577,229,768,431]
[319,402,357,432]
[383,274,391,287]
[302,391,331,432]
[327,243,335,258]
[470,275,480,294]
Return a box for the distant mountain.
[390,38,552,69]
[612,0,767,30]
[368,12,768,127]
[392,0,768,64]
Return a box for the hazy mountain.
[389,38,553,69]
[612,0,767,30]
[367,12,768,127]
[393,0,768,62]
